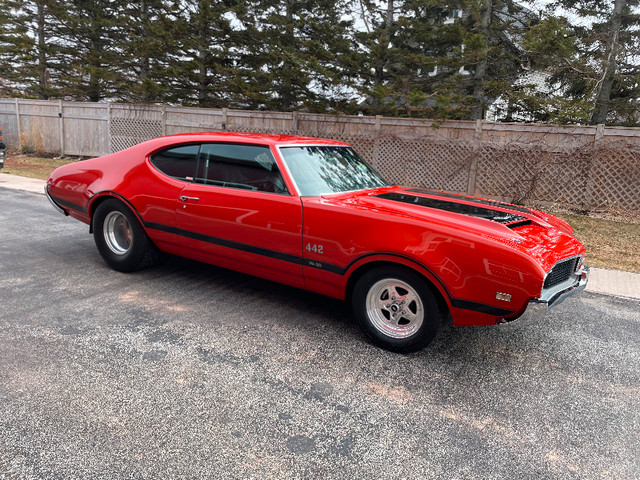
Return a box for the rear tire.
[352,266,442,353]
[93,198,159,272]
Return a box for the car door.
[176,142,304,288]
[142,143,201,249]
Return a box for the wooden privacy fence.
[1,98,639,213]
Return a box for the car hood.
[324,186,585,273]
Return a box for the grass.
[554,213,640,274]
[2,154,75,180]
[2,154,639,274]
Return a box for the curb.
[1,172,638,301]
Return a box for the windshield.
[279,146,389,196]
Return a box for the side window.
[150,144,200,181]
[196,143,288,194]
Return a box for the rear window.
[150,144,200,181]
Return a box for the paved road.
[1,188,639,479]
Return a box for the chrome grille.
[544,257,581,289]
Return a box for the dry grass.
[2,155,74,180]
[2,155,639,273]
[554,213,640,274]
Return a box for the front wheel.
[93,198,159,272]
[352,266,443,353]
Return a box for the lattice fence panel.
[587,147,640,211]
[225,125,297,136]
[404,141,471,192]
[110,118,163,152]
[531,150,591,207]
[372,138,471,192]
[477,145,536,201]
[476,145,592,208]
[476,144,640,211]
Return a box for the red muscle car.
[46,133,589,352]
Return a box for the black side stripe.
[450,298,515,317]
[50,195,87,214]
[144,222,345,274]
[145,222,515,317]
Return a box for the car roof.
[154,132,350,147]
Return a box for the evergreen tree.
[120,0,179,103]
[0,0,63,99]
[238,0,360,112]
[52,0,128,101]
[159,0,241,108]
[353,0,401,115]
[356,0,537,120]
[519,15,592,123]
[551,0,640,125]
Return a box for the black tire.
[93,198,159,272]
[351,266,443,353]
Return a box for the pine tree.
[0,0,63,99]
[355,0,536,120]
[552,0,640,125]
[52,0,128,101]
[158,0,241,108]
[519,14,592,124]
[120,0,179,103]
[238,0,360,112]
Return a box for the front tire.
[352,266,443,353]
[93,198,159,272]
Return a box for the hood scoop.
[375,191,528,225]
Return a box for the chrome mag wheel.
[103,211,133,255]
[365,277,424,339]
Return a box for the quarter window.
[196,143,288,194]
[150,144,200,181]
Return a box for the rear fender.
[87,191,145,234]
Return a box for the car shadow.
[127,254,580,364]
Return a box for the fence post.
[586,124,606,211]
[15,98,22,149]
[161,105,167,136]
[594,124,605,143]
[291,111,299,133]
[221,108,228,130]
[373,115,383,169]
[58,100,65,156]
[106,102,112,154]
[467,119,482,195]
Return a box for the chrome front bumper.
[499,265,590,326]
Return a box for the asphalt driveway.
[1,188,639,479]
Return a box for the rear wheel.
[352,266,442,353]
[93,198,159,272]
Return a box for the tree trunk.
[470,0,492,121]
[590,0,626,125]
[140,0,151,101]
[88,35,101,102]
[280,0,295,112]
[371,0,394,110]
[37,1,48,99]
[197,0,209,107]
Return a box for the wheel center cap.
[390,303,400,313]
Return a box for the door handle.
[180,195,200,202]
